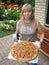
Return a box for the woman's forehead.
[23,7,32,12]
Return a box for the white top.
[16,19,38,42]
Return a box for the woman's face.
[23,8,32,20]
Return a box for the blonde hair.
[21,3,34,20]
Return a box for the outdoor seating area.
[0,34,49,65]
[0,0,49,65]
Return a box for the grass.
[0,31,14,38]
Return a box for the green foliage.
[4,8,20,20]
[23,0,35,7]
[5,0,11,5]
[0,0,2,2]
[0,31,14,38]
[5,24,14,31]
[0,23,14,31]
[8,20,17,27]
[13,0,35,7]
[0,23,5,31]
[0,6,5,18]
[5,20,17,30]
[0,20,18,31]
[2,0,11,5]
[2,0,35,7]
[12,9,20,20]
[14,0,24,5]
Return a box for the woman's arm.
[16,21,20,35]
[13,21,20,42]
[39,33,44,43]
[34,22,44,49]
[37,22,44,43]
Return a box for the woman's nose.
[23,12,29,15]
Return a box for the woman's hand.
[18,40,22,42]
[13,33,18,43]
[34,41,41,49]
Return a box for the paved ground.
[0,34,49,65]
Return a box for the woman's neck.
[24,19,32,24]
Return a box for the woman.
[13,4,44,65]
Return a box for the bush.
[2,0,11,5]
[4,8,20,20]
[0,20,18,31]
[0,6,5,20]
[0,0,2,2]
[5,20,17,30]
[8,20,17,27]
[23,0,35,7]
[0,23,6,31]
[14,0,35,7]
[5,24,14,31]
[0,23,14,31]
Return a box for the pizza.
[11,41,38,61]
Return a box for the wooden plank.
[40,49,49,58]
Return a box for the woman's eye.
[23,11,31,14]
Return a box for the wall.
[35,0,47,25]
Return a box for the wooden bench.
[37,25,49,58]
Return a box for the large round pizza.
[11,41,38,61]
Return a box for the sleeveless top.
[17,19,38,42]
